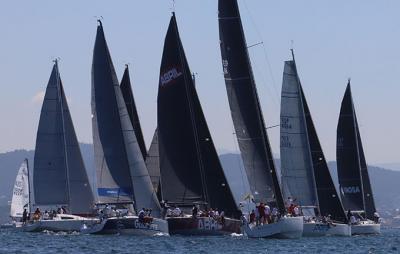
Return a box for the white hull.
[303,222,351,237]
[243,216,303,239]
[351,221,380,235]
[81,216,168,236]
[22,214,99,232]
[0,222,23,229]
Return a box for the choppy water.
[0,228,399,254]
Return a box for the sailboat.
[1,159,31,229]
[25,60,99,232]
[83,20,168,235]
[157,13,242,235]
[336,80,380,235]
[218,0,303,238]
[280,50,351,236]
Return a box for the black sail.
[218,0,284,212]
[158,14,240,217]
[337,82,376,219]
[356,121,376,219]
[336,83,364,211]
[120,65,147,159]
[300,84,347,222]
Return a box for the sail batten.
[158,13,239,217]
[218,0,284,212]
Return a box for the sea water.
[0,228,399,254]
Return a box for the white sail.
[10,159,30,218]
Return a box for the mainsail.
[280,52,347,222]
[337,82,376,219]
[91,21,160,214]
[157,13,239,217]
[10,159,30,218]
[218,0,284,212]
[34,61,94,214]
[120,65,147,159]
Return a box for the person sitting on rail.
[264,204,271,224]
[33,208,41,221]
[271,207,279,223]
[373,212,380,224]
[288,203,295,216]
[293,205,301,217]
[249,210,256,224]
[138,208,146,223]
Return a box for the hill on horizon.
[0,145,399,223]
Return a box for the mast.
[26,159,31,214]
[157,13,240,217]
[218,0,284,212]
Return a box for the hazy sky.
[0,1,399,164]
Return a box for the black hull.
[167,217,241,236]
[90,217,166,235]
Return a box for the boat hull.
[22,216,99,232]
[351,222,380,235]
[81,216,168,235]
[243,216,303,239]
[303,222,351,237]
[167,217,241,235]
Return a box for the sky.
[0,0,399,164]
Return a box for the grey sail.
[280,60,318,210]
[91,21,160,215]
[34,61,94,214]
[145,128,160,192]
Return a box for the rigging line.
[242,0,280,102]
[247,42,263,48]
[266,124,280,130]
[251,57,279,109]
